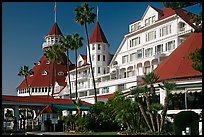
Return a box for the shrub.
[173,111,199,135]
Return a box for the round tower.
[88,21,110,77]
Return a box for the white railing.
[178,29,192,36]
[98,76,137,88]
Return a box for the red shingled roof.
[80,54,87,61]
[97,93,114,99]
[70,62,90,71]
[159,8,196,29]
[40,105,56,114]
[2,95,91,105]
[154,32,202,81]
[17,53,69,89]
[89,21,108,44]
[130,6,196,29]
[48,23,63,36]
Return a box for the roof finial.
[96,6,99,21]
[54,2,57,23]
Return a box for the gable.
[141,6,160,26]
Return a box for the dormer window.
[78,61,83,66]
[37,61,41,65]
[152,16,156,23]
[145,17,151,26]
[42,70,48,75]
[46,60,50,64]
[58,72,64,76]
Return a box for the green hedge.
[173,111,199,135]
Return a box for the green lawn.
[66,131,119,135]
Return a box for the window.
[146,30,156,42]
[102,87,109,93]
[122,55,128,64]
[131,25,134,32]
[130,53,136,61]
[155,44,163,55]
[165,40,175,51]
[152,16,156,23]
[57,61,61,64]
[145,48,153,57]
[145,18,151,26]
[46,60,50,64]
[92,55,95,61]
[97,55,100,61]
[137,49,143,58]
[103,68,106,74]
[130,37,140,47]
[58,72,64,76]
[103,55,105,61]
[98,44,101,50]
[78,61,83,66]
[160,25,171,37]
[98,67,100,74]
[42,70,48,75]
[92,44,95,50]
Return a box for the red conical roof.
[47,22,63,36]
[154,32,202,81]
[89,21,108,44]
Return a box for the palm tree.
[18,65,34,96]
[74,3,97,103]
[141,72,159,131]
[60,35,74,99]
[73,97,82,117]
[69,33,83,100]
[130,86,153,132]
[158,81,176,132]
[44,44,65,97]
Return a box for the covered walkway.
[2,95,91,132]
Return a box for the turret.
[88,21,111,77]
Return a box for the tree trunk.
[25,76,30,96]
[84,22,97,103]
[51,61,56,97]
[66,50,72,99]
[75,49,78,99]
[138,97,152,132]
[48,62,51,97]
[146,95,156,132]
[160,96,169,132]
[149,112,156,132]
[156,113,160,132]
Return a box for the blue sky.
[2,2,201,95]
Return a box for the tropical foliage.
[18,65,34,96]
[189,47,202,73]
[69,33,83,99]
[60,34,73,99]
[44,44,66,97]
[74,3,97,103]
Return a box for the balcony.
[42,42,61,49]
[178,29,192,36]
[98,75,137,88]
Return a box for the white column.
[14,106,19,131]
[160,89,166,105]
[199,121,202,135]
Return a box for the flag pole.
[54,2,57,23]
